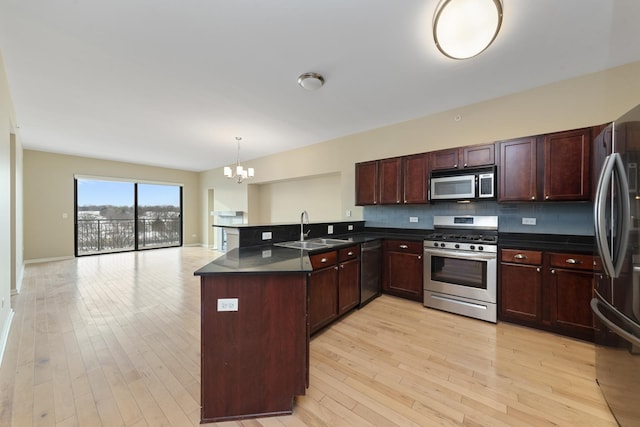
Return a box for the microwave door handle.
[612,153,631,278]
[594,154,616,277]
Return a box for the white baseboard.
[0,309,15,368]
[24,256,74,265]
[13,263,24,295]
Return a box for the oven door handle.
[423,248,496,261]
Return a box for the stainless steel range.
[423,215,498,323]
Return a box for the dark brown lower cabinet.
[499,248,600,341]
[499,250,542,325]
[199,273,307,422]
[382,240,423,301]
[308,246,360,334]
[546,253,599,341]
[338,246,360,314]
[308,265,338,333]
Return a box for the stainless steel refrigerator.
[593,105,640,426]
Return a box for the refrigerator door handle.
[612,153,631,278]
[591,297,640,347]
[594,154,616,277]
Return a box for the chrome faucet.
[300,210,310,241]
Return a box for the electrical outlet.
[522,217,537,225]
[348,225,353,231]
[262,231,272,240]
[346,210,352,217]
[217,298,238,312]
[62,213,68,219]
[327,225,334,234]
[409,217,418,223]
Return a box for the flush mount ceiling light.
[433,0,503,60]
[223,137,254,184]
[297,72,325,91]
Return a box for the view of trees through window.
[75,179,182,256]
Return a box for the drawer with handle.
[338,245,360,261]
[548,253,601,271]
[309,251,338,269]
[385,240,422,253]
[501,249,542,265]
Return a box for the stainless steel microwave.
[430,167,495,201]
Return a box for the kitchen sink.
[274,240,330,250]
[307,237,352,245]
[274,237,351,250]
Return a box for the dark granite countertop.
[499,232,596,254]
[195,228,599,276]
[194,245,313,275]
[195,228,435,276]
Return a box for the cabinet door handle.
[565,258,581,264]
[321,258,328,263]
[531,196,536,200]
[347,251,354,256]
[551,269,556,274]
[340,264,344,269]
[399,244,408,249]
[463,163,468,167]
[453,164,458,168]
[334,266,339,270]
[545,195,550,200]
[418,255,422,260]
[536,267,541,273]
[514,254,527,260]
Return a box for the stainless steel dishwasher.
[360,240,382,307]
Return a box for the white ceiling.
[1,0,640,172]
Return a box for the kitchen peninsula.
[194,245,312,423]
[194,218,429,423]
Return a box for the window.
[75,178,182,256]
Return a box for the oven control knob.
[433,242,439,247]
[470,245,475,250]
[478,246,484,251]
[454,244,460,249]
[440,243,445,248]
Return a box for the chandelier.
[223,137,254,183]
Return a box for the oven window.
[430,255,487,289]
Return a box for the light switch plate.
[522,217,537,225]
[348,225,354,231]
[328,225,334,234]
[262,231,272,240]
[217,298,238,312]
[409,216,419,223]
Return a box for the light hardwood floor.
[0,247,617,426]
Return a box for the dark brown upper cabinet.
[498,127,592,202]
[430,143,495,171]
[498,137,538,202]
[543,128,591,201]
[356,154,429,206]
[379,157,403,204]
[402,153,429,204]
[355,160,379,206]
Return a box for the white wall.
[199,61,640,244]
[0,51,19,367]
[22,151,201,261]
[10,132,23,294]
[249,173,342,224]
